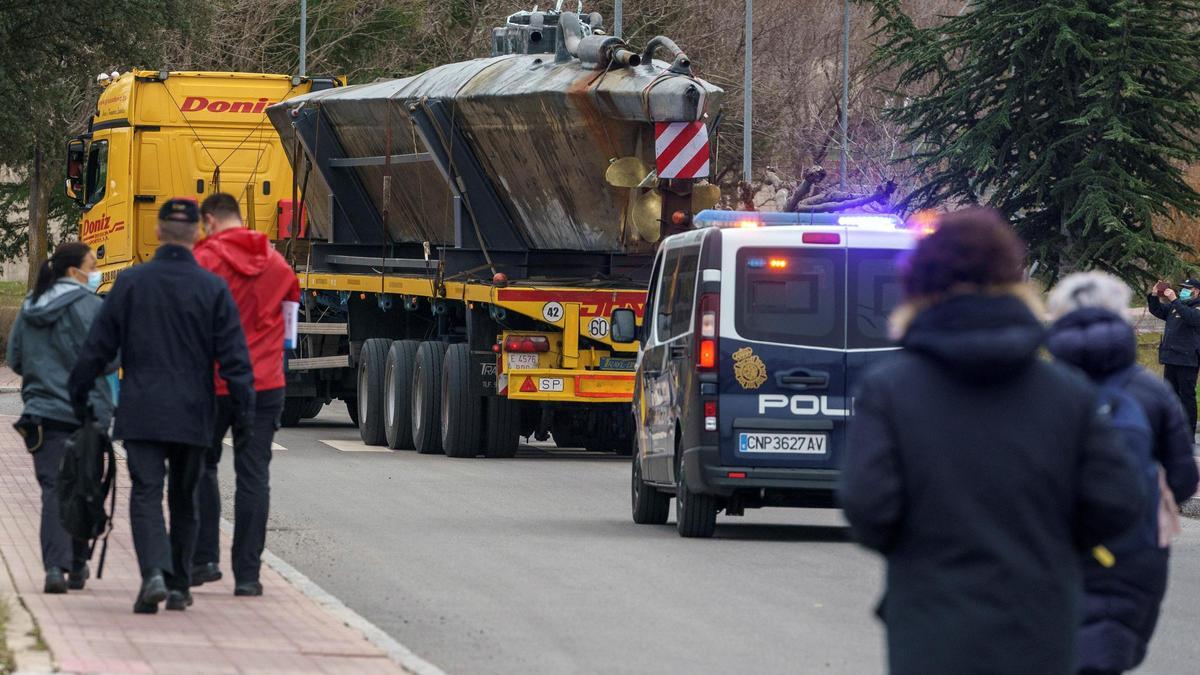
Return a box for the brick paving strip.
[0,416,442,674]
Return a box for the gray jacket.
[7,279,113,426]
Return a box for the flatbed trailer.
[272,6,723,457]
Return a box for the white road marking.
[321,439,392,453]
[223,435,286,451]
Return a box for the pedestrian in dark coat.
[69,198,255,614]
[1146,278,1200,434]
[1046,272,1199,675]
[6,242,112,594]
[839,209,1143,675]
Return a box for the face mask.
[86,270,102,293]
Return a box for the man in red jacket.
[191,192,300,596]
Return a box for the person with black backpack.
[6,242,113,594]
[1047,272,1200,675]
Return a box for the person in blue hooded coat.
[840,209,1143,675]
[6,242,113,594]
[1047,272,1199,675]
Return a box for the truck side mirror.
[65,138,85,204]
[611,308,638,344]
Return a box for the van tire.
[346,399,359,427]
[631,448,670,525]
[356,338,391,446]
[484,397,520,458]
[675,454,717,537]
[412,342,446,455]
[441,343,483,458]
[384,340,420,450]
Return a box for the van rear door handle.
[778,369,829,390]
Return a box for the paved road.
[2,393,1196,673]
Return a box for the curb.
[229,517,446,675]
[105,444,443,674]
[0,545,53,673]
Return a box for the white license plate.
[508,353,539,370]
[738,432,827,454]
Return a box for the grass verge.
[0,283,24,309]
[0,597,13,674]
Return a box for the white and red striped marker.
[654,121,710,179]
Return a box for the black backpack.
[57,416,117,578]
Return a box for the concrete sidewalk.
[0,365,19,393]
[0,416,414,674]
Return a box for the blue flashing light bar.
[695,209,903,229]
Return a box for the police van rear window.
[848,249,904,349]
[734,248,845,348]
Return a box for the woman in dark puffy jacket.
[1046,271,1199,675]
[840,209,1143,675]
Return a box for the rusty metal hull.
[269,54,722,252]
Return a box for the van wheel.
[280,398,306,428]
[411,342,445,455]
[441,343,483,458]
[356,338,391,445]
[631,448,670,525]
[384,340,420,450]
[345,399,359,427]
[675,453,717,537]
[484,397,520,458]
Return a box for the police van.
[610,210,917,537]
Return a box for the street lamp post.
[299,0,308,77]
[839,0,850,190]
[614,0,622,38]
[743,0,753,185]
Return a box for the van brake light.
[802,232,841,245]
[696,293,719,371]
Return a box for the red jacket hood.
[195,228,271,277]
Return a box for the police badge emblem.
[732,347,768,389]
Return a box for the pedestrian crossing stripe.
[222,436,286,451]
[320,439,392,453]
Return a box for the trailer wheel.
[384,340,420,450]
[441,343,483,458]
[280,398,306,428]
[301,398,325,419]
[356,338,391,446]
[484,397,520,458]
[411,342,445,454]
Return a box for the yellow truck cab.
[65,70,338,289]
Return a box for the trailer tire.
[356,338,390,446]
[441,343,483,458]
[484,397,520,458]
[384,340,420,450]
[412,342,445,455]
[280,398,306,428]
[301,398,325,419]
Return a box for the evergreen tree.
[0,1,175,284]
[867,0,1200,284]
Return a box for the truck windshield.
[847,249,904,349]
[84,141,108,206]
